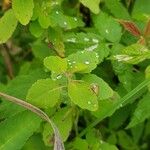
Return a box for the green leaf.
[0,9,18,44]
[79,0,100,14]
[127,93,150,128]
[0,69,49,119]
[12,0,34,25]
[99,141,118,150]
[68,80,98,111]
[43,107,72,145]
[26,79,61,109]
[104,0,130,19]
[92,93,120,118]
[82,74,114,100]
[22,134,49,150]
[38,1,51,28]
[44,56,67,74]
[72,138,89,150]
[67,51,99,73]
[93,12,122,42]
[112,44,150,64]
[132,0,150,21]
[117,131,136,149]
[145,65,150,91]
[29,20,44,37]
[31,40,53,61]
[0,111,41,150]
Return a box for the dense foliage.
[0,0,150,149]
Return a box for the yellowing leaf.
[0,9,18,44]
[12,0,34,25]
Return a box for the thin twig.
[0,92,65,150]
[0,44,14,79]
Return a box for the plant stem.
[0,92,65,150]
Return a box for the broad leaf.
[93,12,122,42]
[79,0,100,14]
[26,79,61,109]
[68,80,98,111]
[0,9,18,44]
[0,111,41,150]
[12,0,34,25]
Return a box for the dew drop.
[92,38,99,43]
[56,75,62,79]
[88,101,91,104]
[64,21,67,26]
[84,37,90,42]
[105,29,109,33]
[85,61,90,65]
[67,38,76,43]
[56,11,59,14]
[120,104,123,107]
[74,17,77,21]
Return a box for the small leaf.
[12,0,34,25]
[26,79,61,109]
[104,0,130,19]
[93,12,122,42]
[31,41,53,61]
[118,20,141,37]
[68,81,98,111]
[67,51,99,73]
[112,44,150,64]
[43,107,72,146]
[0,9,18,44]
[29,20,44,37]
[79,0,100,14]
[127,93,150,128]
[44,56,67,74]
[0,111,41,150]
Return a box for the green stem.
[79,78,150,137]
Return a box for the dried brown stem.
[0,44,14,79]
[0,91,65,150]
